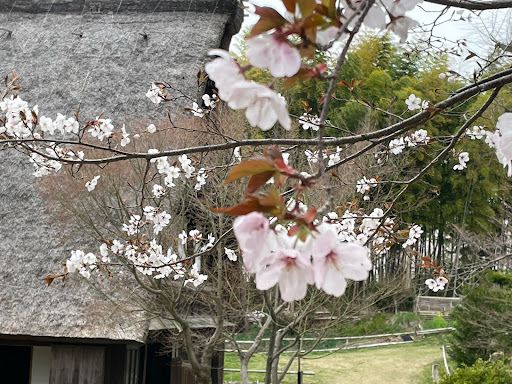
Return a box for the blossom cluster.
[388,129,430,155]
[403,224,423,248]
[425,276,448,292]
[145,151,210,194]
[66,224,214,285]
[453,151,469,171]
[299,113,321,131]
[318,0,422,44]
[356,176,378,201]
[191,94,218,118]
[233,212,372,301]
[462,115,512,177]
[205,50,291,131]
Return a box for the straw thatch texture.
[0,0,241,343]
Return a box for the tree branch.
[426,0,512,9]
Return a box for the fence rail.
[224,327,455,353]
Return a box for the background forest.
[233,29,512,305]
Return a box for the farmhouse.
[0,0,242,382]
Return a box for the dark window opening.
[0,345,31,384]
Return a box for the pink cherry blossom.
[233,212,269,272]
[227,81,291,130]
[312,229,371,297]
[205,50,291,131]
[205,49,246,101]
[255,248,314,302]
[246,34,301,78]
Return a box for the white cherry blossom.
[405,94,421,110]
[85,175,100,192]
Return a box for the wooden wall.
[50,346,105,384]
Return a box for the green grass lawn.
[224,335,450,383]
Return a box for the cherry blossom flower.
[233,212,269,273]
[496,113,512,176]
[224,248,238,262]
[178,230,188,245]
[316,26,340,45]
[85,175,100,192]
[120,124,130,147]
[255,248,313,302]
[356,176,377,194]
[39,116,56,134]
[389,137,406,154]
[194,168,208,191]
[466,125,486,140]
[146,83,164,104]
[202,93,217,109]
[246,34,301,78]
[382,0,423,16]
[425,276,448,292]
[205,49,245,101]
[152,184,166,198]
[122,214,142,236]
[453,151,469,171]
[189,229,202,242]
[233,147,242,163]
[407,129,430,146]
[147,123,157,133]
[227,81,291,130]
[192,102,204,117]
[403,224,423,248]
[328,147,342,166]
[299,113,320,131]
[88,118,114,141]
[64,117,79,134]
[312,229,371,297]
[405,94,421,110]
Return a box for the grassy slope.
[224,335,449,383]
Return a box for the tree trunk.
[240,357,251,384]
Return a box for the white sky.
[230,1,512,73]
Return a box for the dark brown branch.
[426,0,512,9]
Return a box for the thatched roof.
[0,0,242,343]
[0,0,242,121]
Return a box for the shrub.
[439,359,512,384]
[449,270,512,365]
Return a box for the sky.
[230,1,512,74]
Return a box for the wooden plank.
[50,346,105,384]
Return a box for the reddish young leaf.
[337,80,351,88]
[253,4,287,25]
[246,170,276,194]
[282,0,297,13]
[259,186,283,212]
[249,18,284,38]
[212,187,283,216]
[223,157,275,184]
[303,207,317,223]
[283,68,311,88]
[211,198,263,216]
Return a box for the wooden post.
[442,345,450,376]
[432,364,439,383]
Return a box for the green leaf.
[298,0,316,17]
